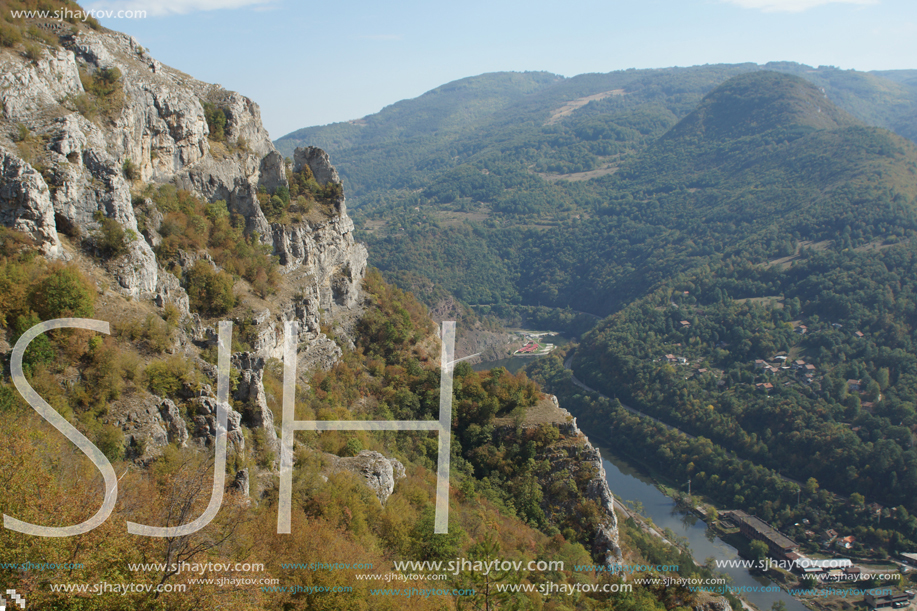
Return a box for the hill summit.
[665,71,860,142]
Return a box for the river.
[594,440,810,611]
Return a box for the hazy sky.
[85,0,916,139]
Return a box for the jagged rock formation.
[539,431,622,566]
[579,438,623,566]
[293,147,341,197]
[0,150,62,257]
[556,400,623,566]
[0,25,365,301]
[0,24,366,475]
[158,398,189,447]
[232,352,280,459]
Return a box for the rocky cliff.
[539,401,623,567]
[491,396,622,567]
[0,22,366,481]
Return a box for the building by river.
[724,510,799,560]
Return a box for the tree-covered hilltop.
[276,63,917,210]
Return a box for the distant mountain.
[506,71,917,313]
[276,63,917,208]
[277,67,917,315]
[275,71,563,201]
[663,71,860,140]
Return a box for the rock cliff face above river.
[0,22,366,477]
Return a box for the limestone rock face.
[232,352,280,459]
[0,47,82,122]
[154,269,190,317]
[0,22,368,490]
[0,27,285,294]
[0,150,62,257]
[581,443,623,566]
[294,146,341,187]
[110,237,158,296]
[271,212,367,305]
[159,398,189,447]
[531,401,622,568]
[329,451,407,505]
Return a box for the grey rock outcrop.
[0,21,369,484]
[0,150,62,257]
[581,442,623,565]
[159,398,189,447]
[0,47,82,122]
[232,352,280,459]
[328,451,406,505]
[0,27,286,292]
[110,237,158,295]
[0,26,366,317]
[154,269,190,317]
[232,469,250,497]
[294,146,341,188]
[532,400,622,567]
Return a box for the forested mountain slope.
[290,69,917,316]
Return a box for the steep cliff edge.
[491,395,622,566]
[0,21,366,472]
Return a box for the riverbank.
[592,436,811,611]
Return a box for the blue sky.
[86,0,916,139]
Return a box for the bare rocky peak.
[0,24,364,296]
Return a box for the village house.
[865,591,911,610]
[837,535,856,550]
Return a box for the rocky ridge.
[544,402,623,567]
[492,397,622,567]
[0,24,366,484]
